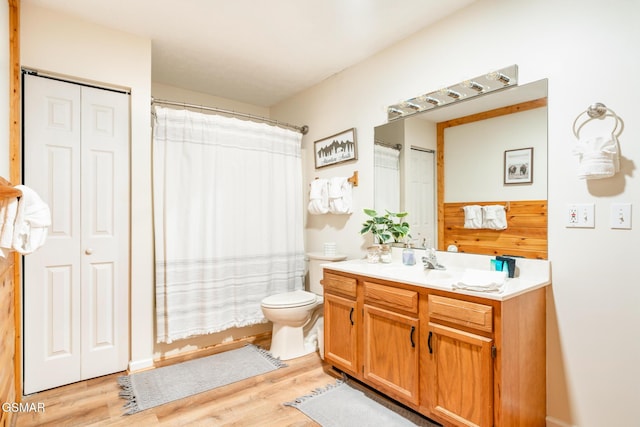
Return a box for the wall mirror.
[374,77,548,259]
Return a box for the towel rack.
[347,171,358,187]
[313,170,358,187]
[459,201,510,211]
[572,102,624,139]
[0,176,21,199]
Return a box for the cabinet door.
[324,293,357,374]
[427,322,493,427]
[363,304,419,405]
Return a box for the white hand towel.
[482,205,507,230]
[328,177,352,214]
[12,185,51,255]
[0,197,18,257]
[573,134,620,180]
[452,269,507,293]
[463,205,483,229]
[308,178,329,215]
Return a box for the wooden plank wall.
[0,261,15,427]
[442,200,548,259]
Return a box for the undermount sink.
[422,269,456,282]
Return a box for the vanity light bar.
[387,64,518,121]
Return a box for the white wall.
[20,3,155,370]
[271,0,640,425]
[152,82,269,118]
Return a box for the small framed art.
[504,147,533,184]
[314,128,357,169]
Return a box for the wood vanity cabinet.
[323,272,358,375]
[323,268,547,427]
[362,281,420,405]
[426,295,494,426]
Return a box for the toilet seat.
[261,290,317,309]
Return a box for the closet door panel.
[23,74,82,394]
[79,86,130,379]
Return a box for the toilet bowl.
[261,290,322,360]
[261,252,346,361]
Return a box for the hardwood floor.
[14,338,341,427]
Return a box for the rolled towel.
[573,134,620,180]
[452,269,507,293]
[0,197,18,257]
[463,205,482,229]
[482,205,507,230]
[308,178,329,214]
[12,185,51,255]
[328,177,352,214]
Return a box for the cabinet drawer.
[323,272,357,298]
[428,295,492,333]
[364,281,418,314]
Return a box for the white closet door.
[79,85,130,379]
[407,148,436,246]
[23,74,130,394]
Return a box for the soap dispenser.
[402,243,416,266]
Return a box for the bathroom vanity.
[322,251,550,427]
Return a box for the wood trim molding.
[436,98,548,255]
[9,0,22,401]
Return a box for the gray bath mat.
[118,344,286,414]
[284,378,440,426]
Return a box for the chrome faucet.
[422,249,445,270]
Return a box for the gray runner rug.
[284,378,440,427]
[118,344,286,415]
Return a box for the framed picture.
[504,147,533,184]
[314,128,357,169]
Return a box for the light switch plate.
[566,203,595,228]
[610,203,632,229]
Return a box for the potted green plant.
[360,209,411,245]
[388,211,411,244]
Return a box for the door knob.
[85,248,93,255]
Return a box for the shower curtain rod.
[151,97,309,135]
[374,140,402,150]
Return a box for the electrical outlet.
[567,205,578,225]
[610,203,632,229]
[566,203,595,228]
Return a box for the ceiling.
[25,0,476,107]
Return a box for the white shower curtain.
[153,106,305,343]
[373,144,401,213]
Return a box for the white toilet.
[261,252,346,360]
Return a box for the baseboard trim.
[154,332,273,368]
[128,358,154,372]
[547,416,576,427]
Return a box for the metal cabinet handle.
[349,307,354,326]
[410,326,416,348]
[428,331,433,354]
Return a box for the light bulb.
[487,71,510,85]
[461,80,485,92]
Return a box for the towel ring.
[572,103,624,139]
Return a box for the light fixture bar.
[386,65,518,121]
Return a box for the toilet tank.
[307,252,347,295]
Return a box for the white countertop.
[322,250,551,301]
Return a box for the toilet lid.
[261,290,317,308]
